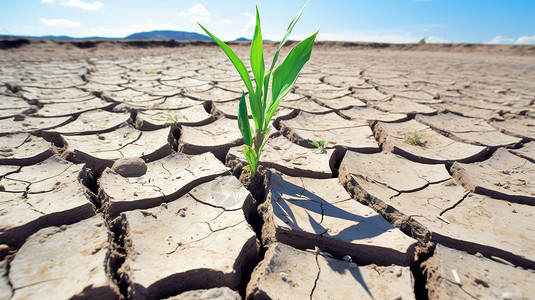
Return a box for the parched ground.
[1,39,535,299]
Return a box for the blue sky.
[1,0,534,44]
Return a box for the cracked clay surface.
[0,40,534,299]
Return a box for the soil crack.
[310,250,321,300]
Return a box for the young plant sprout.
[309,140,332,154]
[405,133,423,146]
[198,3,317,176]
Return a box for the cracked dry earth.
[0,40,535,300]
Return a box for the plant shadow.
[268,172,405,299]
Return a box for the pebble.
[111,157,147,177]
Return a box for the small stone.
[473,277,489,287]
[502,292,514,300]
[343,255,352,262]
[111,157,147,177]
[13,114,25,121]
[280,272,292,283]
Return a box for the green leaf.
[250,6,265,95]
[238,92,253,146]
[310,140,320,147]
[262,70,271,115]
[257,129,270,158]
[271,31,318,105]
[198,22,254,95]
[262,0,309,120]
[249,7,265,132]
[264,97,281,130]
[243,145,258,176]
[269,0,309,72]
[249,90,263,132]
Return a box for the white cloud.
[84,19,182,38]
[179,4,211,23]
[515,35,535,45]
[486,35,515,44]
[486,35,535,45]
[41,0,55,3]
[242,12,255,35]
[58,0,104,10]
[313,32,422,44]
[427,36,450,43]
[40,18,81,27]
[220,19,232,24]
[188,4,210,17]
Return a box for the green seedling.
[309,140,331,154]
[164,114,181,131]
[405,134,423,146]
[198,3,317,176]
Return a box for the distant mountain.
[234,37,271,42]
[0,30,212,41]
[124,30,210,41]
[0,34,119,40]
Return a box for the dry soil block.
[99,152,229,217]
[374,119,487,163]
[0,93,32,113]
[178,117,243,161]
[339,105,407,123]
[511,141,535,163]
[280,97,334,113]
[451,148,535,205]
[8,216,119,299]
[227,134,333,179]
[339,151,535,269]
[313,95,366,110]
[416,112,521,148]
[367,97,437,116]
[211,100,244,119]
[490,112,535,140]
[168,287,240,300]
[0,156,95,247]
[431,100,497,120]
[351,87,390,101]
[279,111,379,152]
[260,172,417,266]
[184,86,241,102]
[424,244,535,300]
[118,176,257,299]
[0,115,72,135]
[135,105,213,130]
[33,96,114,117]
[0,133,53,165]
[247,242,415,300]
[63,124,174,173]
[49,109,130,135]
[19,86,92,102]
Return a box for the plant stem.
[254,131,264,155]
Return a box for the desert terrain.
[1,39,535,299]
